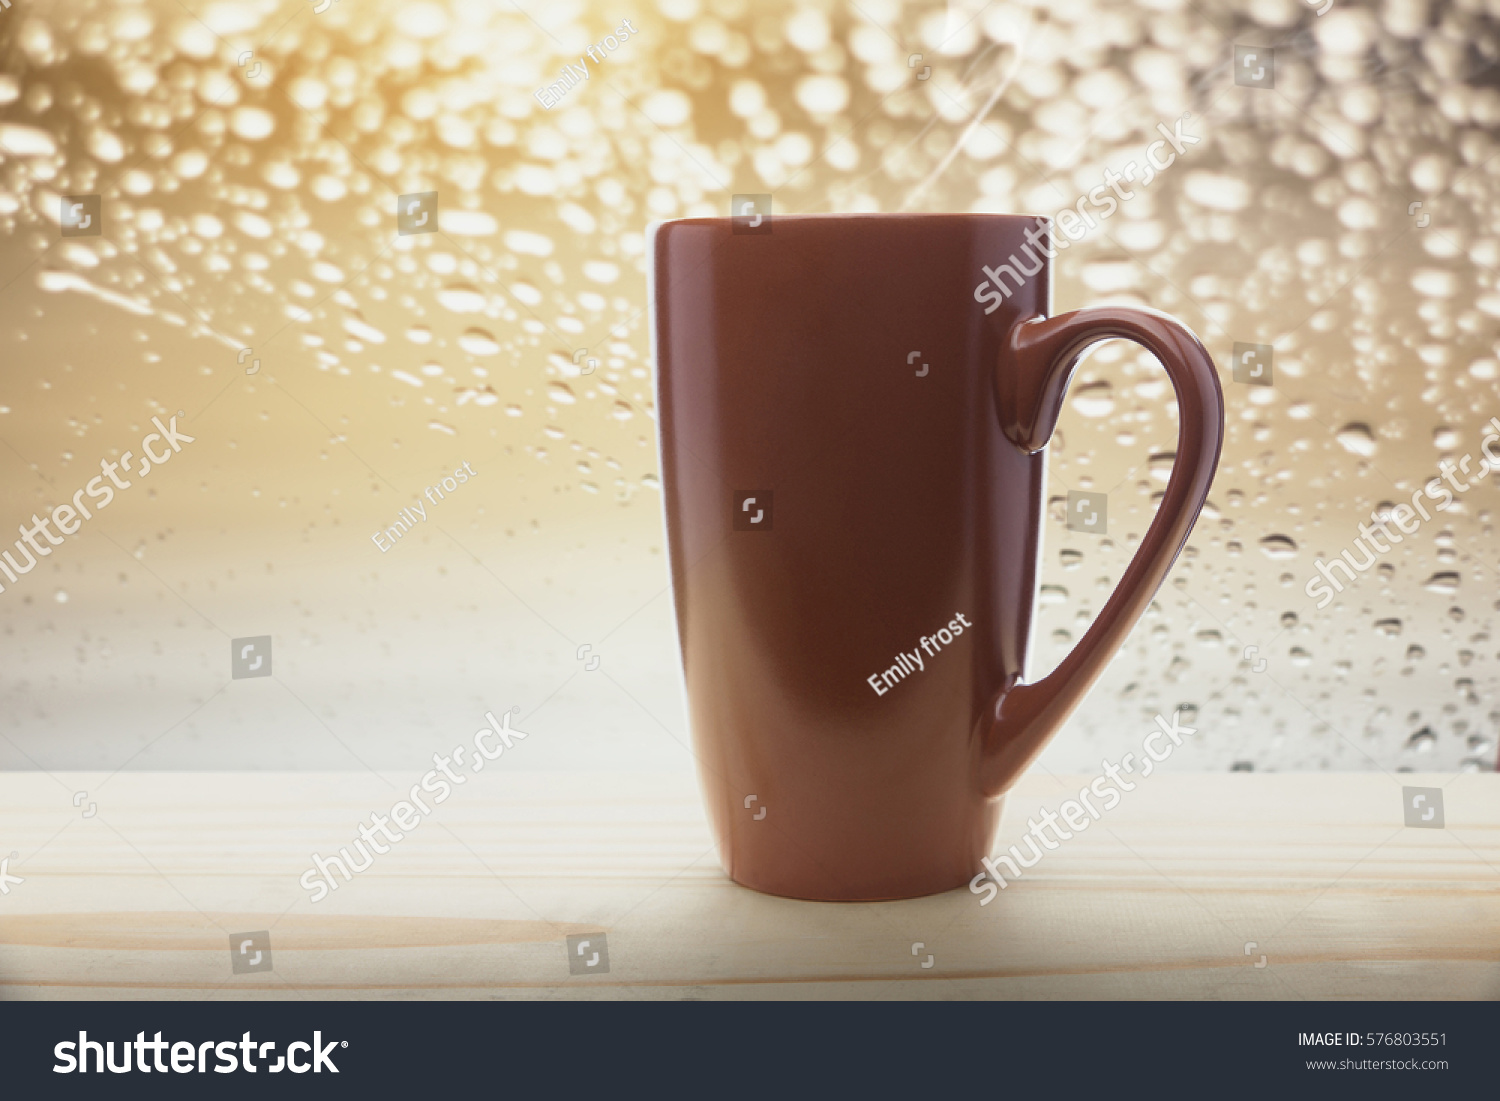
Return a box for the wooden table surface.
[0,770,1496,999]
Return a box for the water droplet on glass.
[437,283,486,313]
[1071,380,1115,417]
[1259,534,1297,559]
[0,122,57,157]
[1039,584,1068,605]
[343,313,386,344]
[1335,423,1377,456]
[1405,727,1436,753]
[458,328,500,356]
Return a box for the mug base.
[722,867,980,903]
[710,793,1005,902]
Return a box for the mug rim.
[649,211,1051,229]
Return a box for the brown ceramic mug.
[649,213,1223,901]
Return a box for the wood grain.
[0,770,1495,999]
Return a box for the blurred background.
[0,0,1495,780]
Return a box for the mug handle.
[979,306,1225,798]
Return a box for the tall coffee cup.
[649,213,1223,900]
